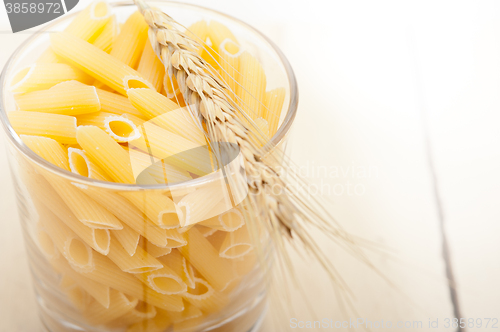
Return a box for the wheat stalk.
[132,0,380,312]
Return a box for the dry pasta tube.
[181,277,229,314]
[199,208,245,232]
[50,32,152,95]
[219,226,253,259]
[109,300,157,327]
[137,41,165,92]
[92,14,119,53]
[15,81,101,115]
[178,228,237,291]
[68,147,112,182]
[147,107,206,145]
[185,20,209,55]
[139,238,172,258]
[108,234,162,273]
[127,88,179,119]
[110,11,149,68]
[64,0,112,43]
[8,111,77,145]
[36,227,59,260]
[81,187,168,247]
[263,87,286,135]
[111,224,140,257]
[95,88,147,119]
[104,115,142,143]
[235,52,266,120]
[83,290,138,325]
[20,164,111,255]
[135,262,188,295]
[9,63,92,94]
[219,38,244,95]
[79,253,184,312]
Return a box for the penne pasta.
[20,164,111,255]
[76,126,135,183]
[163,302,202,324]
[120,191,181,229]
[15,81,100,115]
[219,226,253,259]
[104,115,142,143]
[46,173,124,230]
[52,257,111,308]
[137,41,164,92]
[158,250,194,290]
[109,300,157,327]
[185,20,209,56]
[198,208,245,232]
[9,63,92,94]
[109,11,149,69]
[20,135,70,170]
[63,286,91,311]
[139,238,172,258]
[254,117,270,138]
[111,223,140,256]
[81,187,168,247]
[135,260,187,295]
[263,87,286,135]
[80,253,184,311]
[92,14,119,53]
[195,225,218,238]
[219,38,243,95]
[108,234,162,273]
[146,107,206,145]
[84,289,137,325]
[127,88,179,119]
[37,226,59,260]
[178,228,237,291]
[9,111,77,145]
[36,47,61,64]
[64,0,112,42]
[95,88,147,119]
[68,147,112,181]
[235,52,266,120]
[181,277,229,313]
[164,229,187,248]
[50,32,153,95]
[208,21,238,55]
[177,187,225,227]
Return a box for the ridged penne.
[68,147,112,181]
[38,203,95,272]
[254,117,270,138]
[109,11,149,69]
[181,277,229,313]
[50,32,152,95]
[63,286,91,311]
[95,88,146,119]
[46,173,124,230]
[109,300,157,327]
[158,250,194,289]
[84,289,137,325]
[9,111,77,145]
[76,126,135,183]
[139,238,172,258]
[177,187,225,227]
[195,225,218,238]
[111,223,140,256]
[81,187,168,247]
[52,257,111,308]
[9,63,92,94]
[198,208,245,232]
[219,226,253,259]
[135,259,187,295]
[178,228,237,291]
[208,21,238,55]
[147,107,206,145]
[120,191,180,229]
[108,234,162,273]
[37,226,59,260]
[36,47,61,64]
[15,81,100,115]
[185,20,209,56]
[219,38,243,95]
[137,41,165,92]
[64,0,112,42]
[80,253,184,311]
[235,52,266,120]
[20,135,70,170]
[164,229,187,248]
[263,87,286,135]
[92,14,119,53]
[127,88,179,119]
[104,115,142,143]
[20,164,111,255]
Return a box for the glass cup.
[0,2,298,331]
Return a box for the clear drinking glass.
[0,2,298,331]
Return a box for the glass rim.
[0,0,299,192]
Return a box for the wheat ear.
[132,1,380,308]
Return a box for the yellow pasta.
[127,88,179,119]
[108,234,162,273]
[178,228,237,291]
[38,203,95,273]
[130,122,212,176]
[198,208,245,232]
[76,126,135,183]
[139,238,172,258]
[20,135,70,170]
[235,52,266,120]
[111,223,141,256]
[37,226,59,260]
[135,259,187,295]
[46,173,124,230]
[254,117,270,138]
[64,0,112,42]
[137,41,164,92]
[93,14,119,53]
[84,290,138,325]
[219,38,243,94]
[147,107,206,145]
[263,87,286,135]
[181,277,229,313]
[120,191,181,229]
[63,286,91,311]
[185,20,209,56]
[36,48,61,64]
[177,187,225,227]
[68,147,112,181]
[158,250,194,289]
[93,89,147,119]
[219,226,253,259]
[9,63,92,94]
[9,111,77,145]
[163,302,202,324]
[50,32,153,95]
[195,225,218,238]
[81,187,168,247]
[80,253,184,311]
[104,115,142,143]
[109,11,149,69]
[15,81,100,115]
[52,257,111,308]
[208,21,238,55]
[127,311,171,332]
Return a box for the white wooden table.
[1,1,499,331]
